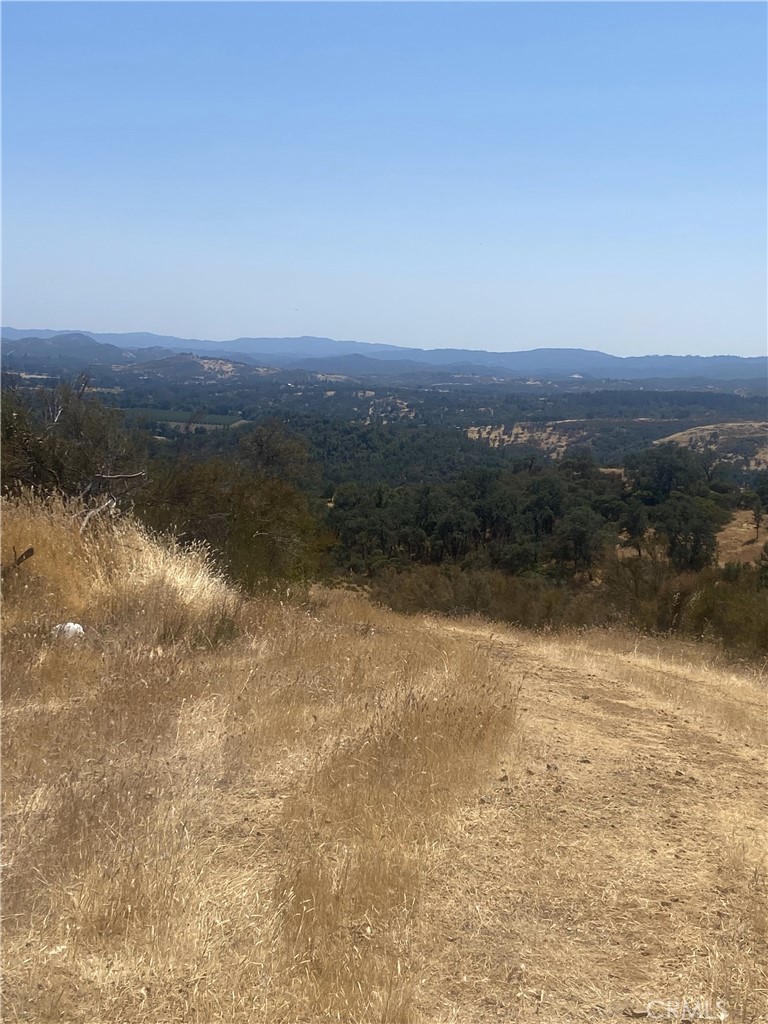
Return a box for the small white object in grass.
[51,622,85,639]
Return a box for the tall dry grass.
[2,491,242,653]
[1,495,520,1022]
[275,635,517,1021]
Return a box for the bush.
[371,557,768,661]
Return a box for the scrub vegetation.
[3,380,767,657]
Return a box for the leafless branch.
[91,471,147,483]
[79,498,117,535]
[1,546,34,581]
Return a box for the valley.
[4,5,765,1021]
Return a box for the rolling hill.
[3,327,766,382]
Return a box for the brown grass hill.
[654,421,768,472]
[2,493,766,1022]
[717,508,766,566]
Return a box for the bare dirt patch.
[416,622,768,1023]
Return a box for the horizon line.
[1,325,766,362]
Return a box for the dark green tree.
[239,418,313,486]
[753,495,764,540]
[552,505,607,576]
[1,377,145,498]
[620,498,650,557]
[137,456,331,586]
[757,541,768,590]
[625,444,705,503]
[654,493,724,572]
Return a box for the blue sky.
[2,1,766,355]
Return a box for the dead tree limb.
[79,498,117,535]
[91,471,147,483]
[90,469,147,498]
[1,546,34,581]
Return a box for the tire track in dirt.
[416,623,768,1023]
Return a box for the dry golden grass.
[520,627,768,745]
[2,496,518,1022]
[3,495,766,1022]
[467,423,585,459]
[2,491,242,651]
[654,422,768,471]
[718,510,765,567]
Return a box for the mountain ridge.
[2,327,765,381]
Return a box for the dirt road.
[416,623,768,1023]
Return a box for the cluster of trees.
[1,381,330,587]
[1,377,142,495]
[327,460,611,577]
[323,443,751,579]
[2,377,767,655]
[8,357,764,468]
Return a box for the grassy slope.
[718,510,765,566]
[2,496,766,1022]
[654,421,768,472]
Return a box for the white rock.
[51,622,85,639]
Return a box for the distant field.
[121,407,241,426]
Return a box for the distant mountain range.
[2,327,766,382]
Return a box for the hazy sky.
[2,2,766,356]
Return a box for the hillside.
[0,332,176,367]
[123,352,280,383]
[655,421,768,471]
[717,509,765,566]
[2,496,766,1022]
[3,328,767,383]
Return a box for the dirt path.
[416,623,768,1023]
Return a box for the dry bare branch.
[1,546,34,581]
[79,498,117,535]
